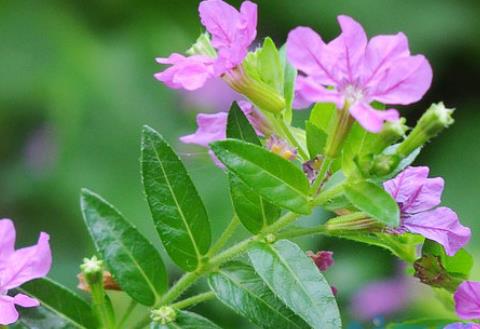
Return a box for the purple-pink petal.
[1,232,52,290]
[384,166,444,214]
[403,207,471,256]
[13,294,39,308]
[154,54,215,91]
[454,281,480,320]
[180,112,228,148]
[349,102,399,133]
[0,219,16,259]
[445,323,480,329]
[0,295,19,325]
[293,76,342,109]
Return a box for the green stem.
[208,215,240,257]
[160,271,202,306]
[312,182,345,207]
[310,157,334,194]
[117,300,137,329]
[91,284,115,329]
[275,115,309,161]
[171,291,216,310]
[261,211,300,234]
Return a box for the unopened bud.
[186,33,216,58]
[80,256,104,285]
[307,250,334,272]
[397,103,454,157]
[413,255,461,292]
[151,306,177,324]
[370,118,409,155]
[78,271,121,292]
[370,154,401,177]
[264,233,276,244]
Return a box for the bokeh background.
[1,0,479,327]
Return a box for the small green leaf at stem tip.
[80,188,168,306]
[208,261,310,329]
[15,278,98,329]
[226,102,261,145]
[344,180,400,227]
[150,310,223,329]
[306,121,327,158]
[210,139,311,214]
[258,37,284,94]
[279,44,297,124]
[141,125,211,271]
[248,240,342,329]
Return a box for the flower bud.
[414,255,462,292]
[370,118,409,155]
[78,271,121,292]
[306,250,334,272]
[80,256,104,286]
[186,33,216,58]
[370,154,401,177]
[151,306,177,324]
[223,66,285,114]
[396,103,454,158]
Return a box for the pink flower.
[454,281,480,320]
[155,0,257,90]
[0,219,52,325]
[445,324,480,329]
[384,166,471,256]
[287,15,433,132]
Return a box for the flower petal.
[362,32,409,85]
[287,27,339,85]
[454,281,480,320]
[445,323,480,329]
[403,207,471,256]
[0,295,19,325]
[0,219,16,259]
[154,54,215,91]
[328,15,368,82]
[180,112,228,148]
[370,54,433,105]
[293,76,343,109]
[384,166,444,214]
[2,232,52,290]
[349,102,399,133]
[13,294,39,308]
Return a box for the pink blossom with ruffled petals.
[384,166,471,256]
[445,324,480,329]
[155,0,257,90]
[306,250,334,272]
[287,15,432,132]
[0,219,52,325]
[454,281,480,320]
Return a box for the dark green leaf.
[141,126,211,271]
[81,189,167,305]
[386,319,455,329]
[306,121,327,158]
[248,240,341,329]
[310,103,336,133]
[226,102,260,146]
[209,262,310,329]
[211,140,311,214]
[229,174,280,233]
[151,311,222,329]
[15,278,98,329]
[344,180,400,226]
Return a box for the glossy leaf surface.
[151,311,222,329]
[141,126,211,271]
[81,189,167,305]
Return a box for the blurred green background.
[1,0,479,327]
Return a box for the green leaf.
[211,140,311,214]
[386,319,455,329]
[306,121,327,158]
[248,240,341,329]
[209,262,310,329]
[258,37,283,94]
[226,102,260,146]
[14,278,98,329]
[344,180,400,226]
[226,105,280,233]
[151,311,222,329]
[81,189,167,306]
[310,103,337,133]
[229,174,280,233]
[141,126,211,271]
[422,239,473,278]
[383,144,422,179]
[279,45,297,124]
